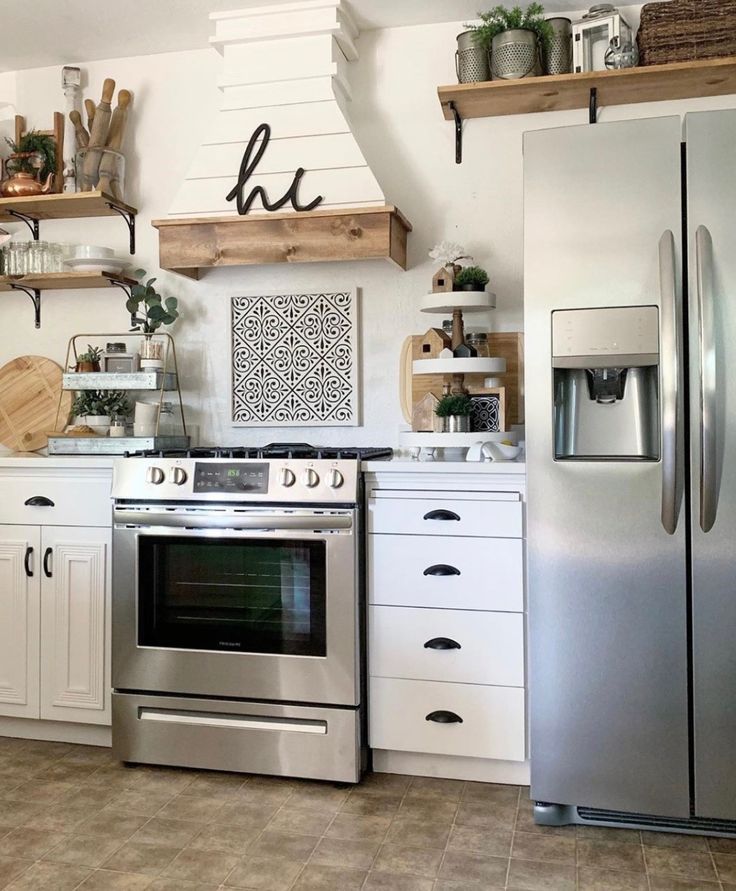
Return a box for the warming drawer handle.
[423,564,461,577]
[24,495,55,507]
[424,637,462,651]
[423,509,461,522]
[43,547,52,578]
[425,710,464,724]
[24,546,33,578]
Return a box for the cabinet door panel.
[0,526,41,718]
[40,527,111,725]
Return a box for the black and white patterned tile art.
[231,291,358,426]
[470,393,501,433]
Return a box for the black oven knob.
[171,467,188,486]
[327,468,344,489]
[302,468,319,488]
[146,466,165,485]
[279,468,296,488]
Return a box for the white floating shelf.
[420,291,496,314]
[399,431,519,447]
[413,357,506,375]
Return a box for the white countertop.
[362,459,526,474]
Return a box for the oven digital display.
[193,463,269,493]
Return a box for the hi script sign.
[226,123,324,215]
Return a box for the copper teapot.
[0,170,54,198]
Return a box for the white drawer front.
[369,677,525,762]
[370,606,524,687]
[368,494,522,538]
[369,534,523,612]
[0,476,112,527]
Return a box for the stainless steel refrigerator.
[524,109,736,831]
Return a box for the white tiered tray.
[399,431,519,448]
[412,357,506,375]
[420,291,496,314]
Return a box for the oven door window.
[138,536,327,656]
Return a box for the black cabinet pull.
[24,496,55,507]
[423,564,461,577]
[43,547,52,578]
[24,546,33,578]
[424,637,462,651]
[423,509,460,522]
[425,710,464,724]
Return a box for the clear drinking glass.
[28,241,47,274]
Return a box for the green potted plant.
[72,390,130,432]
[435,393,473,433]
[470,4,553,80]
[454,265,490,292]
[74,345,103,373]
[1,131,57,196]
[126,269,180,369]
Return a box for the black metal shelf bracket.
[589,88,599,124]
[105,203,136,254]
[449,101,463,164]
[108,279,137,326]
[9,283,42,328]
[6,210,39,240]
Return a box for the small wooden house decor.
[419,327,451,359]
[439,347,453,359]
[432,266,455,293]
[412,392,440,432]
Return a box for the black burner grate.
[124,444,393,461]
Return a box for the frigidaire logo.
[219,641,240,648]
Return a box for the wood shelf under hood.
[152,205,412,278]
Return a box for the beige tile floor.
[0,737,734,890]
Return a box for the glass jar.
[466,332,490,357]
[28,241,49,274]
[5,242,28,276]
[49,243,64,272]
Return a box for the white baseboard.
[0,718,111,748]
[372,749,530,785]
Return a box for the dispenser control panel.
[552,306,659,368]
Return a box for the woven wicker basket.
[638,0,736,66]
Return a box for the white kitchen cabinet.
[0,526,41,720]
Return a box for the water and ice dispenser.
[552,306,660,460]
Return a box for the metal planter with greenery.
[470,4,553,80]
[435,393,473,433]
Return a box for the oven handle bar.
[139,707,328,735]
[114,510,353,532]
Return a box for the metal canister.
[544,17,573,75]
[491,29,543,80]
[456,30,490,83]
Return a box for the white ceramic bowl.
[64,257,129,274]
[491,443,523,461]
[72,244,114,259]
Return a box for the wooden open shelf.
[439,56,736,121]
[153,205,413,277]
[0,190,137,223]
[0,271,135,292]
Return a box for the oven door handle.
[113,510,353,532]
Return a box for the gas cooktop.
[124,443,393,461]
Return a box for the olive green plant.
[455,266,490,289]
[72,390,130,419]
[469,3,553,50]
[127,269,180,334]
[435,394,473,417]
[4,131,57,179]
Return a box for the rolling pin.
[81,78,115,191]
[85,98,96,130]
[69,110,89,150]
[97,90,131,198]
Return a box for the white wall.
[1,10,735,451]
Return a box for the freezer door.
[687,109,736,820]
[525,116,690,817]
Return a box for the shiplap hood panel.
[169,0,385,217]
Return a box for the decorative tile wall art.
[231,290,359,426]
[470,389,506,434]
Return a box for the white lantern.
[572,4,634,73]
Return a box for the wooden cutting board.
[0,356,72,452]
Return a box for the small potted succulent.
[72,390,130,433]
[435,393,473,433]
[127,269,180,369]
[470,4,553,80]
[74,345,103,373]
[454,266,490,292]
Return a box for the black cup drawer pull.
[423,509,460,522]
[423,564,461,577]
[424,637,462,650]
[24,496,55,507]
[24,546,33,578]
[43,547,53,579]
[425,710,464,724]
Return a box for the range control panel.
[193,463,269,494]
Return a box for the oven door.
[112,505,359,707]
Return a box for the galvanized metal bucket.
[544,17,573,74]
[491,28,543,80]
[455,30,490,83]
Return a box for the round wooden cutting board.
[0,356,72,452]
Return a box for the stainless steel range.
[111,444,391,783]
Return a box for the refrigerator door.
[687,109,736,820]
[525,116,690,817]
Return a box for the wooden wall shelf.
[152,205,413,278]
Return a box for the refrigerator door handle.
[659,230,683,535]
[696,224,718,533]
